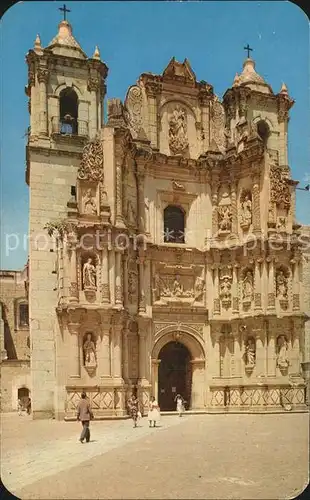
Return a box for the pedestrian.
[175,394,185,417]
[76,392,94,443]
[127,393,140,428]
[147,396,160,428]
[26,397,31,415]
[17,398,23,416]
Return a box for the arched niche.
[159,100,198,158]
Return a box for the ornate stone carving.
[239,190,252,229]
[155,274,195,300]
[168,107,188,155]
[88,77,100,92]
[82,258,97,291]
[270,165,290,208]
[242,270,254,304]
[276,335,289,370]
[37,67,49,83]
[82,188,97,215]
[172,180,185,191]
[268,293,275,308]
[210,98,225,152]
[275,268,288,300]
[213,298,220,314]
[244,336,256,369]
[78,139,104,182]
[192,277,205,303]
[124,86,144,138]
[126,199,137,226]
[218,205,232,232]
[115,285,122,303]
[107,98,126,127]
[83,332,97,370]
[128,271,138,304]
[276,216,286,231]
[219,268,232,308]
[69,281,79,298]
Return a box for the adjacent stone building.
[23,17,309,420]
[0,267,30,411]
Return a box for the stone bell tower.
[25,15,108,418]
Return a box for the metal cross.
[244,43,253,58]
[59,4,71,21]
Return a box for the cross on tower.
[59,4,71,21]
[244,44,253,58]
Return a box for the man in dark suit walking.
[77,392,93,443]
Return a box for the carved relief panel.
[217,184,232,234]
[152,269,205,305]
[159,101,198,158]
[239,189,252,230]
[124,167,138,228]
[79,184,99,216]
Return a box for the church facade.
[25,19,309,420]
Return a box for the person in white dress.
[148,396,160,428]
[175,394,185,417]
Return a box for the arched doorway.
[158,341,191,411]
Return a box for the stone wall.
[1,360,31,412]
[0,270,29,360]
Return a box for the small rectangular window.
[19,304,29,327]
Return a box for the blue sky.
[1,0,309,270]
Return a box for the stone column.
[232,264,240,314]
[233,327,242,377]
[292,259,300,311]
[261,257,268,311]
[145,82,160,148]
[211,177,219,235]
[68,241,79,303]
[267,257,275,310]
[68,323,80,379]
[254,259,262,311]
[115,250,123,306]
[113,323,123,380]
[213,265,220,315]
[122,253,129,309]
[291,320,301,375]
[211,329,221,377]
[138,331,147,382]
[266,321,276,377]
[99,326,111,378]
[251,170,261,234]
[230,180,238,234]
[205,259,213,312]
[122,328,129,382]
[87,78,99,139]
[138,256,146,314]
[137,169,145,234]
[101,246,110,303]
[253,325,266,378]
[151,359,160,400]
[191,360,205,409]
[115,143,126,228]
[198,92,210,152]
[0,313,7,361]
[37,67,48,135]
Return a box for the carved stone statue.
[83,333,97,367]
[127,199,136,225]
[128,271,138,303]
[240,192,252,228]
[242,271,254,302]
[244,337,256,366]
[83,258,97,290]
[218,205,232,232]
[168,107,188,155]
[172,278,183,297]
[220,276,232,307]
[277,335,289,369]
[193,277,205,302]
[83,188,97,215]
[276,270,288,299]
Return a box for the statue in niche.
[218,205,232,232]
[82,188,97,215]
[220,275,232,306]
[83,332,97,367]
[168,107,189,155]
[128,271,138,303]
[277,335,289,369]
[242,271,254,302]
[83,257,97,290]
[127,199,136,225]
[240,192,252,228]
[172,277,184,297]
[193,277,205,302]
[244,337,256,366]
[276,270,288,300]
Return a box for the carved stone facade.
[21,19,308,420]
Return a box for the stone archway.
[151,329,205,410]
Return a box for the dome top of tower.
[232,57,273,94]
[47,20,87,59]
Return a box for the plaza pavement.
[1,412,309,499]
